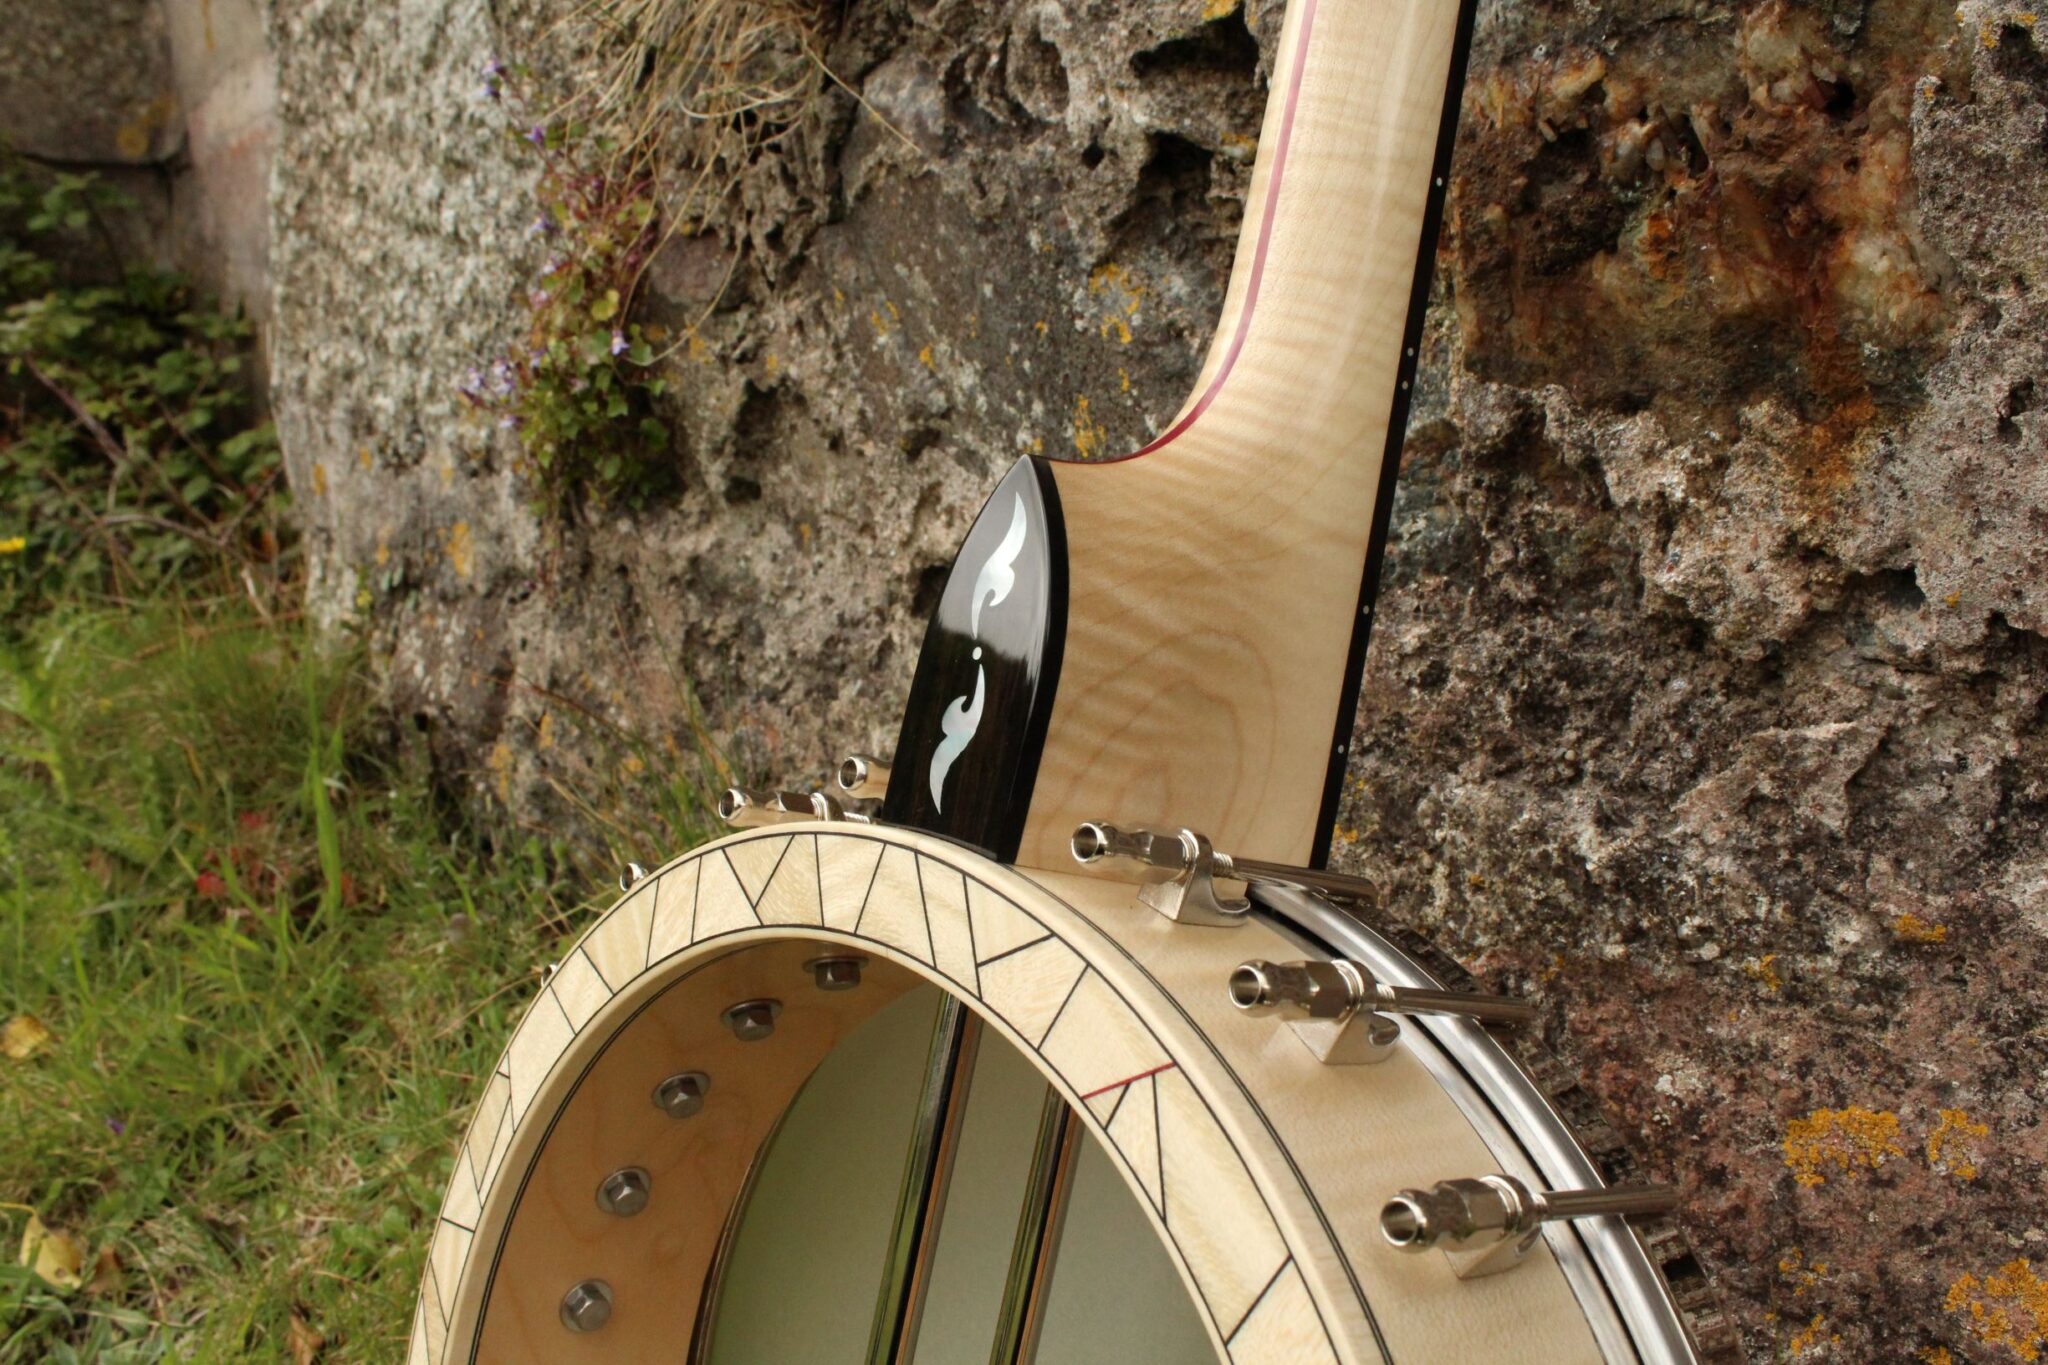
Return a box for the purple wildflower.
[610,331,629,357]
[529,288,550,307]
[106,1116,126,1136]
[486,359,518,399]
[483,58,505,78]
[528,212,556,237]
[541,258,563,276]
[527,124,547,148]
[498,413,523,430]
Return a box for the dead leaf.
[86,1245,122,1296]
[288,1312,325,1365]
[2,1014,52,1061]
[19,1213,84,1290]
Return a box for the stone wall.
[0,0,274,332]
[266,0,2048,1358]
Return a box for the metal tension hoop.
[1228,958,1538,1065]
[1380,1174,1680,1279]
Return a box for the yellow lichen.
[1894,912,1949,943]
[1088,262,1146,345]
[1118,367,1131,393]
[917,343,935,370]
[487,741,515,801]
[1920,1348,1954,1365]
[1202,0,1238,19]
[1948,1260,2048,1361]
[535,712,555,752]
[312,463,329,496]
[1746,953,1784,991]
[445,521,474,580]
[1926,1108,1991,1181]
[1789,1314,1840,1356]
[1783,1105,1904,1187]
[1070,395,1107,459]
[1780,1248,1829,1297]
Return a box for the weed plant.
[0,155,282,623]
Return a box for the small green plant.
[464,63,676,518]
[0,153,282,623]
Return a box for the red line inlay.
[1091,0,1321,464]
[1077,1060,1178,1101]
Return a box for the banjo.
[410,0,1739,1358]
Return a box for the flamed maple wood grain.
[1016,0,1463,872]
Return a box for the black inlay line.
[732,835,793,911]
[974,931,1054,971]
[642,870,660,967]
[1035,964,1089,1049]
[546,983,575,1036]
[580,944,617,996]
[910,856,939,966]
[849,846,888,937]
[1227,1257,1294,1344]
[1152,1066,1166,1228]
[961,879,982,989]
[1100,1078,1133,1130]
[440,1216,476,1235]
[685,856,704,945]
[428,1258,449,1327]
[467,1097,508,1195]
[1310,0,1481,873]
[717,850,765,926]
[810,835,825,925]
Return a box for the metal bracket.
[1228,958,1539,1066]
[1069,821,1382,927]
[1070,823,1249,926]
[719,786,874,828]
[1381,1174,1680,1279]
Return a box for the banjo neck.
[883,0,1477,872]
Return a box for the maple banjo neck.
[411,0,1739,1362]
[884,0,1460,873]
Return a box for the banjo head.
[410,827,1719,1363]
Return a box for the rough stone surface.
[1,0,276,327]
[268,0,2048,1358]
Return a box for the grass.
[0,594,710,1361]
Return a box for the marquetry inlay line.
[412,824,1369,1365]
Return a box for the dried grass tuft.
[566,0,843,236]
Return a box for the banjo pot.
[411,0,1737,1359]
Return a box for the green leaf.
[590,289,620,322]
